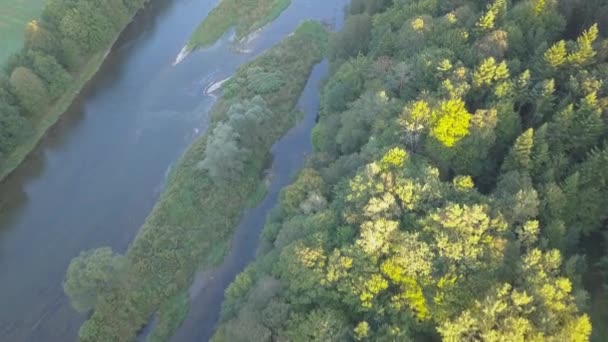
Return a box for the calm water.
[0,0,347,341]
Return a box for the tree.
[280,168,326,215]
[227,96,273,147]
[423,203,507,268]
[399,99,433,151]
[567,24,599,67]
[24,20,57,55]
[451,108,498,179]
[430,98,472,147]
[519,249,592,340]
[494,171,539,225]
[321,56,369,114]
[472,57,509,88]
[60,1,115,54]
[336,91,390,154]
[530,124,552,183]
[328,14,372,62]
[439,279,591,342]
[32,52,72,99]
[64,247,127,313]
[198,123,249,183]
[475,0,507,32]
[544,40,568,69]
[0,101,31,158]
[283,309,349,341]
[217,308,272,342]
[245,67,284,94]
[501,128,534,173]
[9,66,49,115]
[475,30,509,60]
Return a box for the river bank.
[0,7,143,182]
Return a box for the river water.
[0,0,347,341]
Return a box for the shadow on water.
[0,0,347,341]
[170,60,330,342]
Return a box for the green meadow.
[0,0,44,61]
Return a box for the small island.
[187,0,291,51]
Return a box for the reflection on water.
[0,0,347,340]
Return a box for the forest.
[210,0,608,341]
[0,0,148,179]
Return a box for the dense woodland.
[211,0,608,341]
[0,0,148,175]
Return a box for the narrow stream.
[0,0,347,340]
[171,60,329,342]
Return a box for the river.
[0,0,347,341]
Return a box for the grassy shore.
[76,22,328,341]
[186,0,291,50]
[0,51,105,180]
[0,10,141,182]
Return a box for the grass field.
[0,0,44,62]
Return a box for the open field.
[0,0,44,61]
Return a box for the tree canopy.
[212,0,608,341]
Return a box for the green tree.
[321,56,369,114]
[328,14,372,63]
[451,108,498,179]
[280,168,326,216]
[227,96,273,147]
[544,40,568,68]
[494,171,539,226]
[60,1,115,54]
[32,52,72,99]
[198,123,249,183]
[501,128,534,173]
[9,66,49,115]
[216,308,272,342]
[0,101,31,159]
[567,24,599,67]
[64,247,127,313]
[283,309,349,341]
[24,20,57,55]
[423,203,507,268]
[430,98,472,147]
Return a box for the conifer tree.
[501,128,534,173]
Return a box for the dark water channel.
[0,0,347,340]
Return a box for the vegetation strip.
[63,21,328,341]
[0,0,151,181]
[186,0,291,51]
